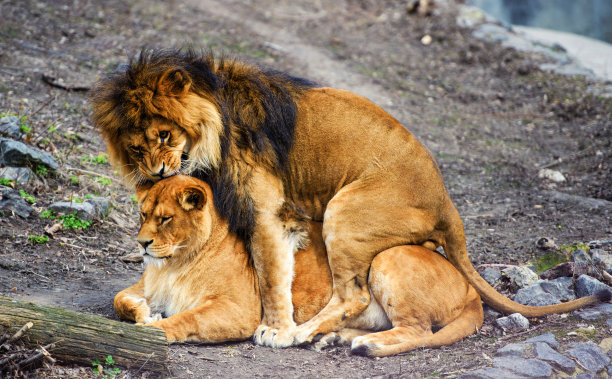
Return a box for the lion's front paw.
[313,332,340,352]
[293,323,318,345]
[253,323,296,348]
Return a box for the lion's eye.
[160,216,172,225]
[159,131,169,143]
[129,145,142,154]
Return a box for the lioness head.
[137,175,213,267]
[90,50,224,187]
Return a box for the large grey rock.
[0,166,35,184]
[524,333,559,349]
[0,138,58,170]
[571,249,591,263]
[49,201,95,221]
[514,281,561,306]
[496,313,530,331]
[573,303,612,321]
[502,266,539,289]
[0,116,23,139]
[539,277,576,301]
[575,274,612,297]
[458,367,521,379]
[566,342,610,372]
[0,188,32,218]
[481,267,502,285]
[533,342,575,374]
[492,356,552,377]
[496,343,527,357]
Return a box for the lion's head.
[137,175,214,267]
[90,50,224,186]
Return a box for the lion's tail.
[443,207,611,317]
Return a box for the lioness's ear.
[178,186,207,211]
[157,68,192,97]
[135,181,154,204]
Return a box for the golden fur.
[115,175,485,357]
[95,50,609,347]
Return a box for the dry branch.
[0,297,168,373]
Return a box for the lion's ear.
[135,181,154,204]
[178,186,207,211]
[157,68,192,97]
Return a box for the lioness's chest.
[143,268,202,317]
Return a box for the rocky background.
[0,0,611,377]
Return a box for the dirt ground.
[0,0,611,377]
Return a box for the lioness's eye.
[160,216,172,225]
[140,212,146,221]
[129,145,141,154]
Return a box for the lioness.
[115,175,486,357]
[93,50,609,347]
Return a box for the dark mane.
[91,48,317,246]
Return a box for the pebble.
[496,313,529,331]
[0,138,58,170]
[533,342,575,374]
[575,274,612,297]
[566,342,610,372]
[538,168,566,183]
[492,356,552,377]
[0,116,23,139]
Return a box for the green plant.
[20,124,32,134]
[534,252,569,273]
[29,234,49,244]
[70,175,80,185]
[130,194,138,203]
[40,209,56,219]
[35,165,48,176]
[92,355,121,377]
[81,153,108,166]
[69,196,84,203]
[95,176,112,186]
[60,212,92,230]
[19,189,35,204]
[0,177,12,186]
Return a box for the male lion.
[93,50,610,347]
[115,175,487,357]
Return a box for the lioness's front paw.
[253,324,296,348]
[293,323,318,345]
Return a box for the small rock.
[600,337,612,354]
[525,333,559,349]
[589,239,612,249]
[496,343,526,357]
[0,166,35,184]
[538,168,566,182]
[592,249,612,272]
[573,303,612,321]
[492,356,552,377]
[575,274,612,297]
[502,266,538,289]
[482,305,501,321]
[420,34,432,45]
[0,116,23,139]
[539,261,593,280]
[0,188,32,218]
[535,237,558,250]
[0,138,58,170]
[481,267,502,285]
[566,342,610,372]
[514,281,561,306]
[571,249,591,263]
[533,342,575,374]
[85,196,110,218]
[458,367,522,379]
[49,201,95,221]
[496,313,530,331]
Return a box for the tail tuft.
[596,288,611,303]
[351,344,373,357]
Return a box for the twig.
[64,166,115,181]
[27,94,58,119]
[26,270,51,283]
[17,339,63,368]
[41,74,90,92]
[9,322,34,343]
[538,146,594,169]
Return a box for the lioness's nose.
[138,239,153,249]
[157,162,165,178]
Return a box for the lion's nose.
[157,162,165,178]
[138,239,153,249]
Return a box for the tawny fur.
[114,176,485,357]
[96,50,609,347]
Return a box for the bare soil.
[0,0,610,377]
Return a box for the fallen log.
[0,297,167,374]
